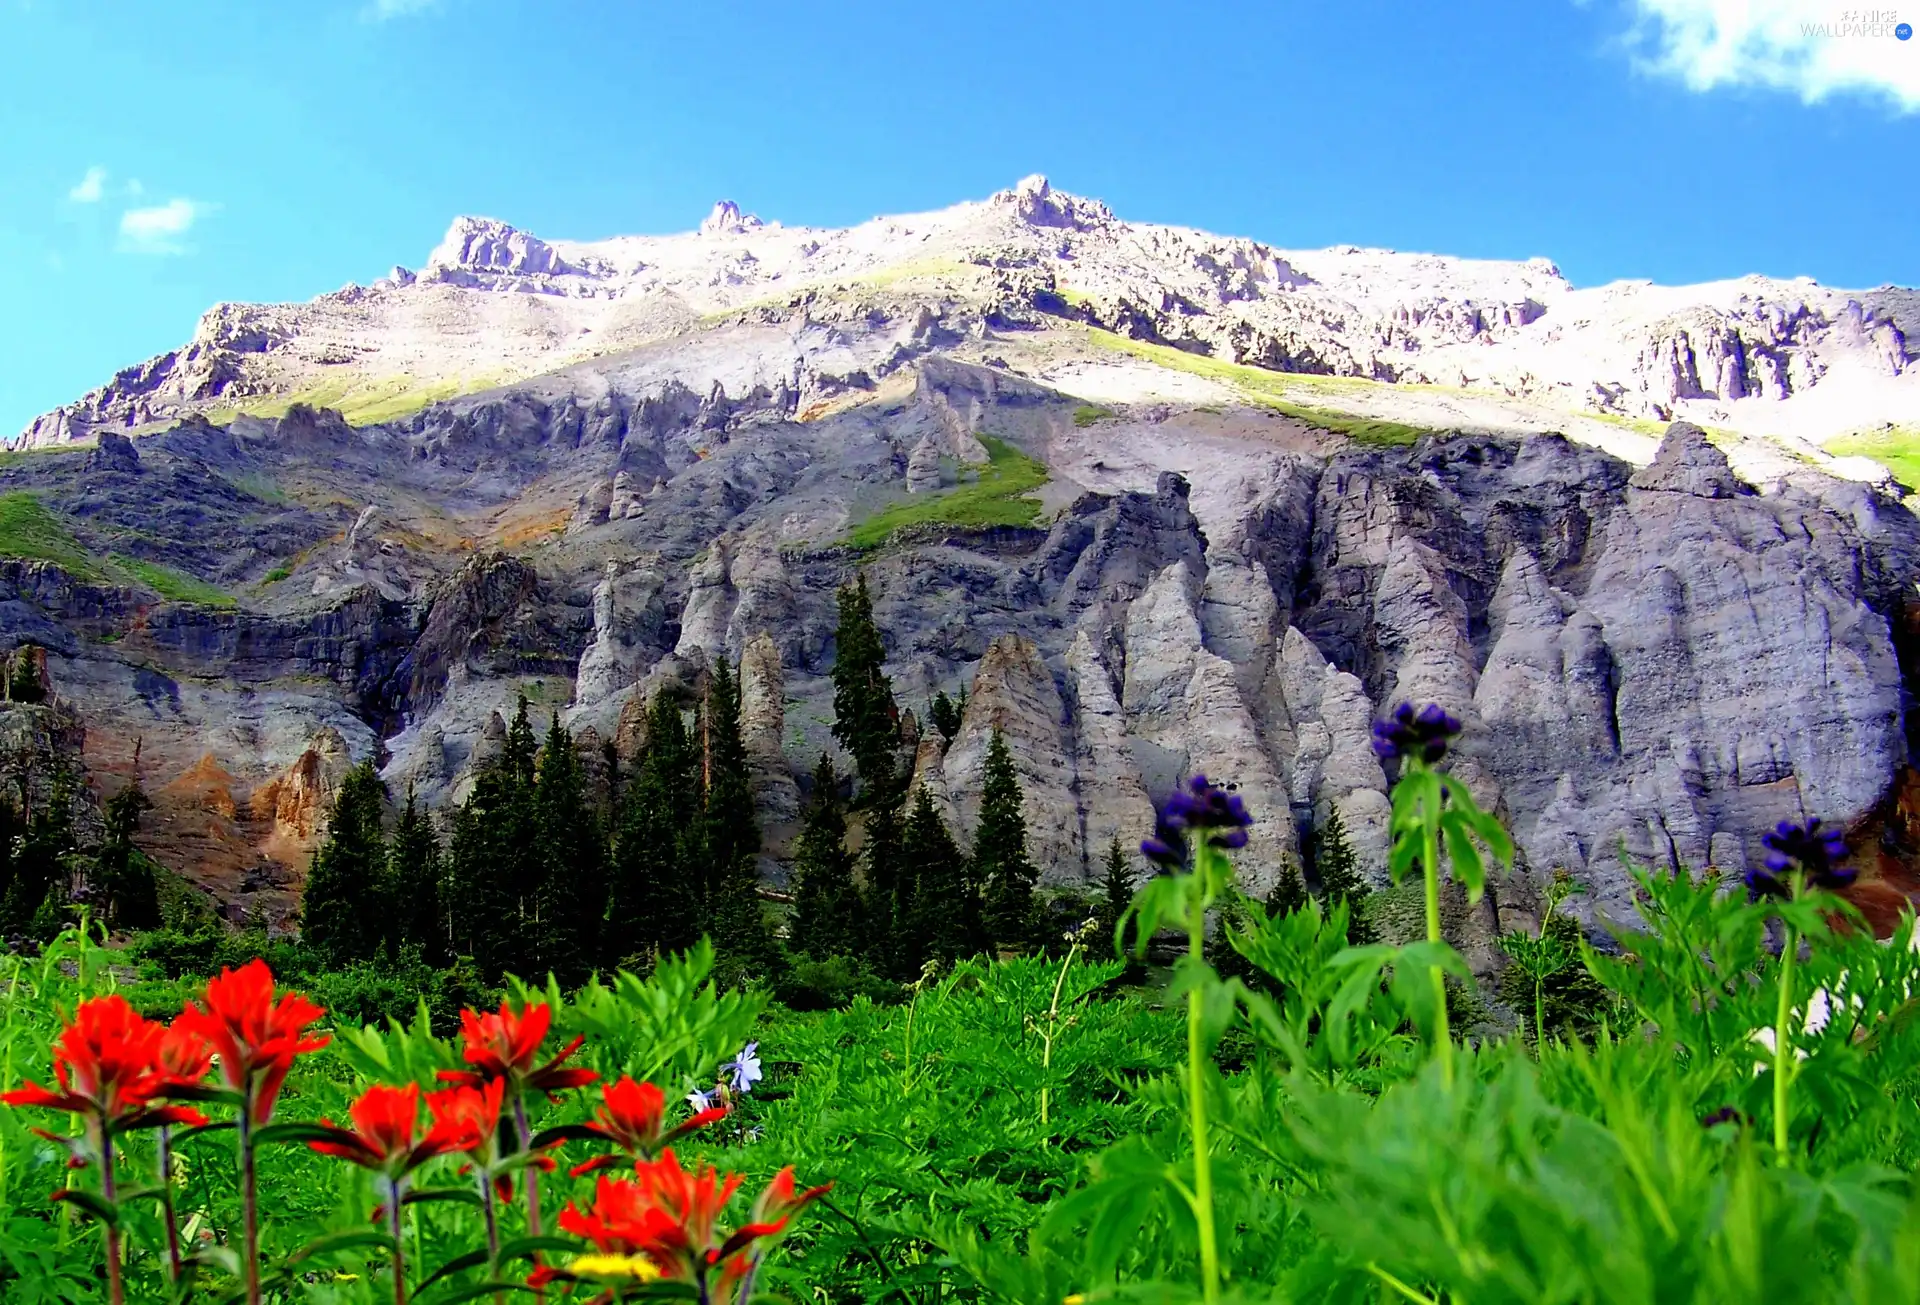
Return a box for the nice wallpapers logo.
[1803,8,1913,38]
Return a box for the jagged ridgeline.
[0,177,1916,943]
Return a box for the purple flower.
[1143,775,1254,867]
[1748,818,1852,899]
[1370,702,1462,765]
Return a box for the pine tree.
[444,697,543,979]
[858,797,906,973]
[1094,837,1135,957]
[975,729,1039,948]
[1312,803,1374,945]
[900,787,978,969]
[609,694,704,963]
[928,691,962,743]
[386,785,442,960]
[830,574,900,800]
[6,647,46,704]
[95,782,158,931]
[702,660,761,898]
[534,714,609,982]
[1266,859,1309,918]
[702,661,773,975]
[303,762,388,963]
[789,755,861,958]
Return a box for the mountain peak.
[698,200,764,237]
[426,215,571,276]
[990,174,1111,230]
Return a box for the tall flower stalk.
[1748,818,1851,1163]
[1373,704,1510,1086]
[0,996,207,1305]
[174,960,329,1305]
[1139,774,1253,1305]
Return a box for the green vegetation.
[1072,403,1113,427]
[1828,425,1920,490]
[107,555,237,608]
[847,434,1049,550]
[1086,328,1429,446]
[204,370,499,428]
[0,491,103,577]
[0,492,237,606]
[261,566,292,585]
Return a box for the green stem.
[901,990,918,1097]
[1533,977,1546,1058]
[387,1176,408,1305]
[478,1165,503,1305]
[1422,819,1452,1086]
[1039,942,1078,1131]
[159,1123,182,1283]
[512,1092,545,1305]
[1773,922,1800,1163]
[99,1123,123,1305]
[239,1094,261,1305]
[1186,882,1221,1305]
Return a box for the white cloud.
[125,178,144,198]
[1620,1,1920,110]
[68,166,107,203]
[117,198,214,255]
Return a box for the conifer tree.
[304,762,388,963]
[1094,837,1135,956]
[1312,803,1374,945]
[386,785,442,960]
[609,694,704,963]
[975,728,1039,948]
[95,782,159,931]
[702,660,760,896]
[928,691,962,743]
[830,574,900,800]
[901,787,979,969]
[1266,858,1309,918]
[789,755,861,958]
[858,797,906,973]
[533,714,607,982]
[444,697,543,978]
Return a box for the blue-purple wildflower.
[1142,774,1254,869]
[721,1042,763,1095]
[1747,818,1853,899]
[1370,702,1462,765]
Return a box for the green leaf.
[284,1228,396,1267]
[252,1120,344,1148]
[51,1189,119,1227]
[403,1187,485,1208]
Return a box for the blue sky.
[1,0,1915,437]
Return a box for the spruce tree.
[609,694,703,963]
[1312,803,1374,945]
[1094,837,1135,956]
[789,755,861,958]
[702,660,774,974]
[928,691,962,743]
[975,729,1039,948]
[830,574,900,799]
[900,787,978,969]
[444,698,543,978]
[859,797,906,974]
[95,782,159,931]
[534,713,608,982]
[386,785,442,960]
[303,762,388,963]
[1266,859,1309,918]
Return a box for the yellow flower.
[568,1254,664,1281]
[1064,1296,1086,1304]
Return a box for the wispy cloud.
[68,166,107,203]
[1619,1,1920,111]
[364,0,439,19]
[117,198,215,255]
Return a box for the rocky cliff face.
[17,178,1917,457]
[2,185,1917,944]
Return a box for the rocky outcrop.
[938,635,1081,880]
[739,632,800,840]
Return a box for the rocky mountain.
[2,178,1917,940]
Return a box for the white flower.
[721,1042,763,1094]
[687,1087,717,1112]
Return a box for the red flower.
[439,1000,597,1096]
[1,996,206,1139]
[173,959,328,1122]
[570,1076,728,1176]
[308,1083,485,1177]
[154,1019,213,1091]
[553,1150,829,1291]
[426,1078,506,1158]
